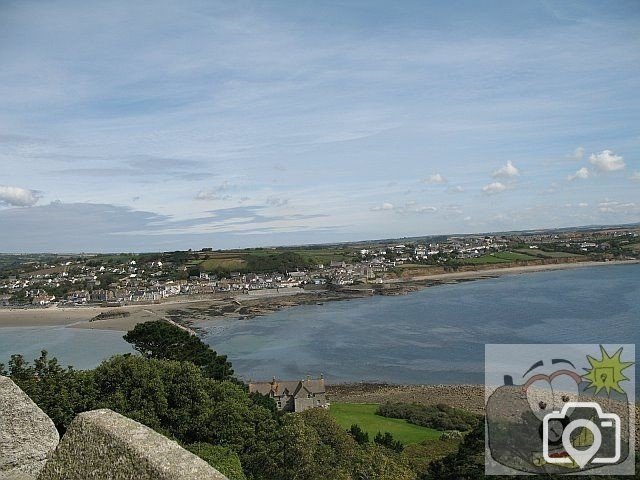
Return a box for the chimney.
[306,375,311,382]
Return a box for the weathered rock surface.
[38,409,228,480]
[0,376,59,479]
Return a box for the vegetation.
[6,319,637,479]
[461,251,537,265]
[185,443,246,480]
[374,431,404,453]
[377,402,480,432]
[421,421,640,480]
[330,403,441,445]
[123,320,233,380]
[4,322,420,480]
[348,424,369,444]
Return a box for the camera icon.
[543,402,621,469]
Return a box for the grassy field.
[329,403,441,445]
[513,249,584,258]
[463,251,537,264]
[198,256,247,271]
[623,243,640,253]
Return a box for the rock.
[38,409,228,480]
[0,376,59,479]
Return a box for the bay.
[199,263,639,385]
[0,264,637,386]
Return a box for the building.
[248,375,327,412]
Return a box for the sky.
[1,0,639,253]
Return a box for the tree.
[353,444,415,480]
[123,321,233,380]
[374,431,404,453]
[185,443,246,480]
[8,351,98,433]
[298,408,361,473]
[275,414,325,480]
[349,424,369,444]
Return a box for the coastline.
[0,259,637,331]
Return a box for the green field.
[463,251,537,264]
[329,403,442,445]
[513,249,584,258]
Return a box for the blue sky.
[0,0,638,252]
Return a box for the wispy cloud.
[370,202,395,212]
[566,146,584,161]
[0,1,638,250]
[567,167,591,181]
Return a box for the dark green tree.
[8,351,97,433]
[374,431,404,453]
[349,424,369,444]
[123,321,233,380]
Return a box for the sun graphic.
[582,345,634,395]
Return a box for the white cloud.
[0,186,41,207]
[567,146,584,161]
[567,167,591,181]
[492,161,519,178]
[589,150,625,171]
[392,202,438,214]
[597,200,637,214]
[482,181,508,194]
[447,185,464,193]
[631,172,640,181]
[578,202,589,208]
[371,202,394,211]
[423,173,446,184]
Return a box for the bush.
[349,424,369,444]
[185,443,246,480]
[377,402,480,432]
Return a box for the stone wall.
[0,376,59,479]
[0,377,228,480]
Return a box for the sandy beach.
[0,259,636,331]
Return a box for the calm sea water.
[0,326,134,370]
[0,264,637,384]
[199,263,639,385]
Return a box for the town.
[1,225,638,309]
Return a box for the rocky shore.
[1,259,636,332]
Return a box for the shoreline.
[0,259,637,331]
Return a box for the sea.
[1,264,638,386]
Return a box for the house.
[248,375,327,412]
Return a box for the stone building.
[248,375,327,412]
